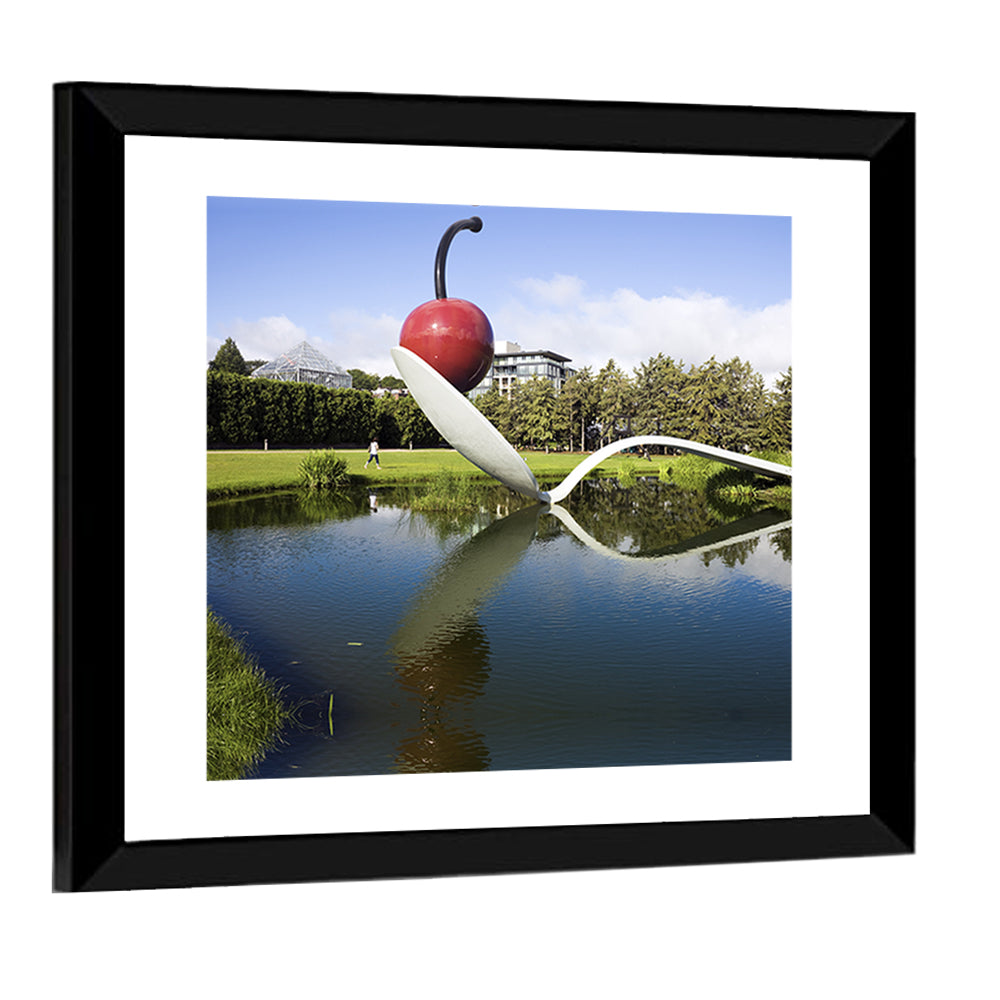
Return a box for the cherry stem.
[434,216,482,299]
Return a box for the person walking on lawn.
[364,439,381,469]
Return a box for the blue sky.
[207,198,791,383]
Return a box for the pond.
[207,476,791,779]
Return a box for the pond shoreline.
[207,447,792,502]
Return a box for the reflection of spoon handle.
[546,503,792,562]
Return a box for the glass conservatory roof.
[251,341,348,377]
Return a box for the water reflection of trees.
[207,490,369,531]
[547,478,791,565]
[207,484,532,539]
[698,536,760,568]
[556,478,730,555]
[688,522,791,567]
[769,527,791,562]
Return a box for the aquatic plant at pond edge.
[656,450,792,491]
[405,470,499,513]
[299,449,350,489]
[207,609,294,780]
[618,456,639,486]
[716,481,759,503]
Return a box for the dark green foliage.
[554,366,598,451]
[391,393,443,448]
[518,377,557,451]
[373,394,402,447]
[348,368,407,391]
[207,371,377,447]
[762,367,792,451]
[347,368,379,391]
[208,352,790,456]
[472,353,791,456]
[209,336,251,375]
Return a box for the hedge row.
[207,371,442,449]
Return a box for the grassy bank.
[208,448,484,499]
[206,609,294,780]
[208,446,792,500]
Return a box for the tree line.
[475,354,791,454]
[207,371,443,448]
[207,337,442,448]
[207,338,791,454]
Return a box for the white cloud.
[209,311,406,377]
[324,308,403,376]
[208,314,307,363]
[495,276,791,385]
[208,278,791,385]
[517,273,586,308]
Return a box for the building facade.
[469,340,574,398]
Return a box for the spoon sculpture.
[393,217,792,503]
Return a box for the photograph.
[205,198,793,782]
[19,1,990,994]
[53,79,907,898]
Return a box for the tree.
[595,360,636,446]
[372,394,402,447]
[676,356,772,452]
[556,366,598,451]
[716,357,767,453]
[475,384,519,444]
[518,377,557,451]
[761,367,792,451]
[395,394,442,448]
[681,356,724,447]
[474,384,506,427]
[347,368,379,391]
[633,353,685,440]
[209,337,250,375]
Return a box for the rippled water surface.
[207,478,791,778]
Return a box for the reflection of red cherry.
[399,217,494,394]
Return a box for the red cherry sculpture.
[400,298,493,394]
[399,217,494,394]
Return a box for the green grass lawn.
[207,446,792,500]
[208,446,668,498]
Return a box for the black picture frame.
[54,83,914,892]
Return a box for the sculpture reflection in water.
[389,504,542,773]
[389,499,789,773]
[388,275,790,773]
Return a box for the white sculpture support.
[541,435,791,503]
[392,344,792,503]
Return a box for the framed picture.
[54,83,913,891]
